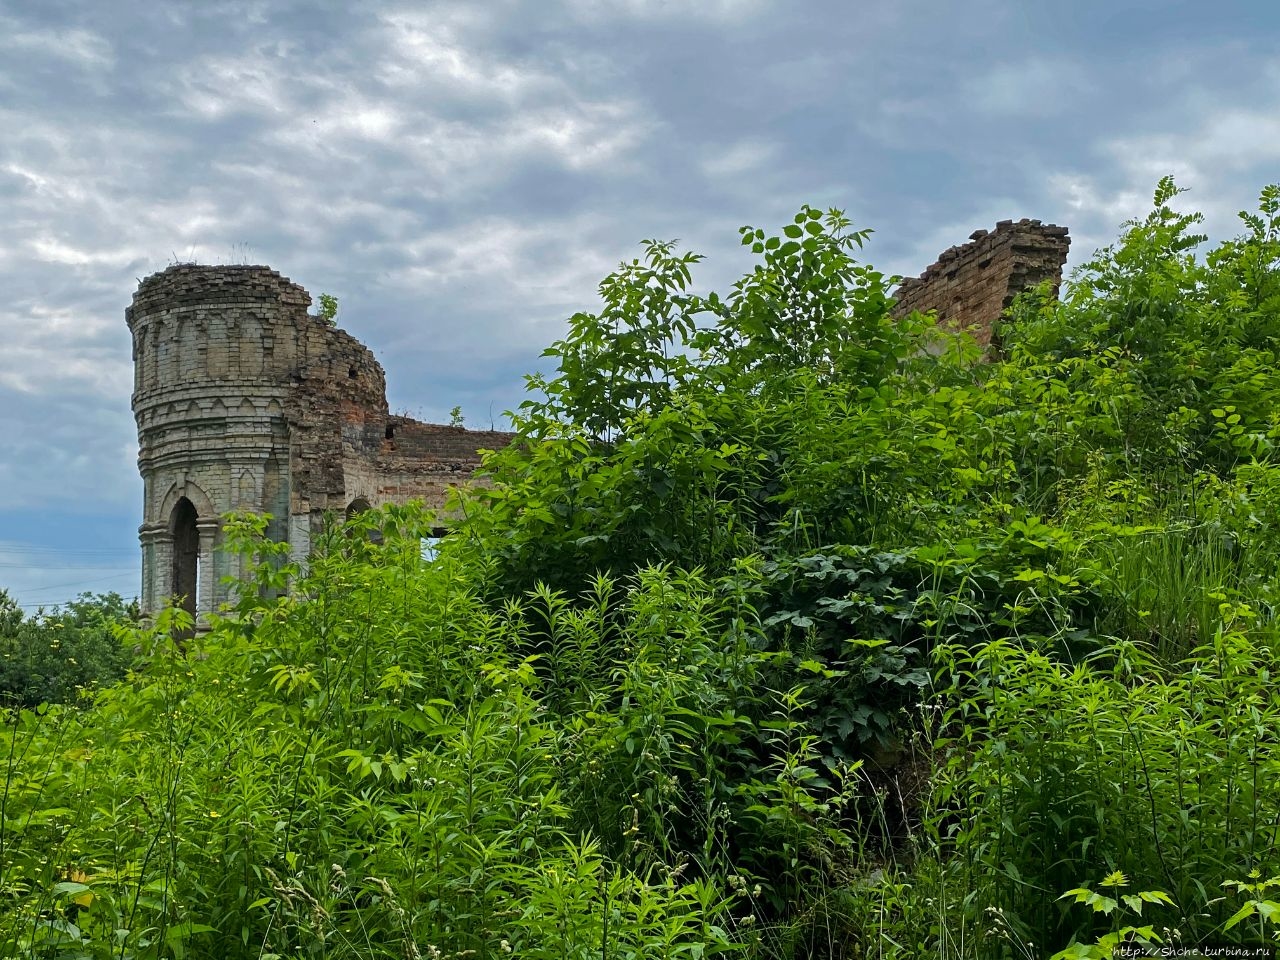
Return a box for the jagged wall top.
[126,264,391,406]
[892,218,1071,348]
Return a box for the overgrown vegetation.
[0,591,139,709]
[3,178,1280,957]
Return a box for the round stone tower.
[127,262,511,625]
[127,265,306,621]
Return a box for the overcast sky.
[1,0,1278,610]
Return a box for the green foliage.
[932,601,1280,954]
[1000,179,1280,476]
[7,180,1280,958]
[1222,870,1280,943]
[455,204,965,596]
[0,511,794,957]
[0,591,139,708]
[1051,872,1173,960]
[699,207,909,391]
[527,237,705,443]
[316,293,339,326]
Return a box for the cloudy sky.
[1,0,1278,610]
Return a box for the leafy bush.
[0,512,824,957]
[932,601,1280,955]
[5,179,1280,958]
[0,591,139,708]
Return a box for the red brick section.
[892,219,1071,350]
[384,420,514,462]
[285,328,516,513]
[367,420,517,511]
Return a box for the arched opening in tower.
[170,497,199,619]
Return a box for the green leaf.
[1224,901,1257,930]
[1048,944,1094,960]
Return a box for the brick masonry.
[128,220,1069,618]
[892,218,1071,349]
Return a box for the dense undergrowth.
[4,178,1280,958]
[0,592,139,709]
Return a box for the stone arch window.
[170,496,199,619]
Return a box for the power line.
[0,548,136,561]
[0,541,135,550]
[0,562,132,570]
[0,539,135,552]
[6,573,139,611]
[16,571,138,594]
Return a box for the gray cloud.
[1,0,1278,605]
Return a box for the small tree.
[317,292,339,326]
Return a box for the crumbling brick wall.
[356,421,517,513]
[892,218,1071,349]
[283,319,392,517]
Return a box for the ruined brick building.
[127,266,514,622]
[128,217,1069,620]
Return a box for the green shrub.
[0,591,139,708]
[932,602,1280,955]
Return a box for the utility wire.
[14,572,138,595]
[5,573,139,611]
